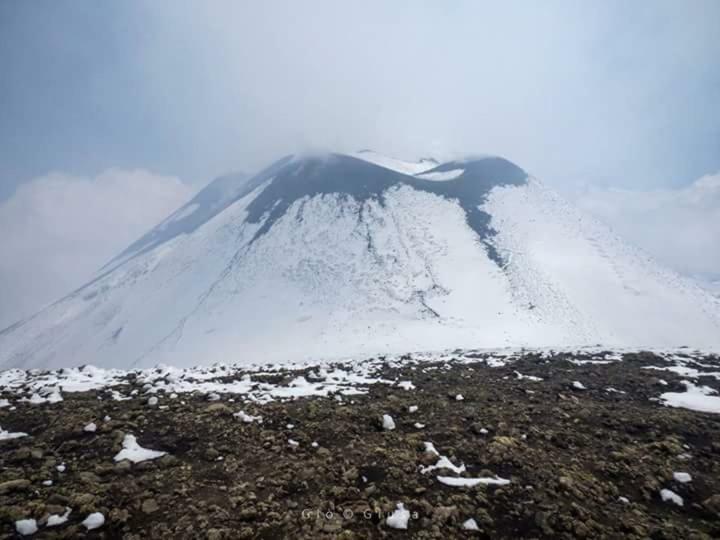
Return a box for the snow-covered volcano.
[2,151,719,369]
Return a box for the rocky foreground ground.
[1,350,720,539]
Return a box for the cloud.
[0,170,193,328]
[3,1,718,196]
[572,172,720,286]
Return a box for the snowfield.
[485,179,720,348]
[0,152,718,370]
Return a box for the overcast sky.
[0,1,719,327]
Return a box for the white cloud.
[0,169,193,328]
[573,172,720,290]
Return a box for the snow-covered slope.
[1,152,719,369]
[351,149,438,175]
[103,169,250,271]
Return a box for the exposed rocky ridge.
[106,153,527,273]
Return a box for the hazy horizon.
[1,1,718,327]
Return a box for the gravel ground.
[1,351,720,539]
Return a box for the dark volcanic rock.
[1,351,719,538]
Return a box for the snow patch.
[416,169,464,181]
[20,389,63,404]
[660,488,683,506]
[234,411,262,423]
[15,519,38,536]
[113,434,167,463]
[420,443,466,475]
[660,381,720,414]
[515,371,543,382]
[353,150,436,175]
[82,512,105,530]
[0,425,28,440]
[437,475,511,487]
[47,508,71,527]
[673,472,692,483]
[386,503,410,529]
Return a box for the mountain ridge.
[1,151,719,369]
